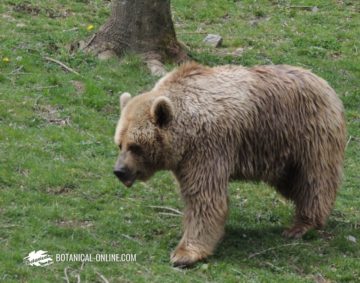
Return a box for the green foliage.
[0,0,359,282]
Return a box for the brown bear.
[113,62,346,267]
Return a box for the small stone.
[201,263,209,270]
[203,34,223,48]
[312,6,319,12]
[233,47,245,57]
[16,23,26,27]
[98,50,116,60]
[314,273,329,283]
[146,59,167,76]
[346,235,357,243]
[78,40,86,50]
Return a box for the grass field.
[0,0,359,282]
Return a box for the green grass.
[0,0,359,282]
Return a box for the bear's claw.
[170,246,204,268]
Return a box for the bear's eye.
[128,143,143,155]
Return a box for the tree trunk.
[81,0,187,64]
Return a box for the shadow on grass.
[217,225,286,259]
[213,225,331,269]
[211,218,359,273]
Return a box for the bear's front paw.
[282,224,312,239]
[170,245,206,268]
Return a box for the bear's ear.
[120,92,132,111]
[150,96,174,127]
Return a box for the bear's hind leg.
[282,172,338,238]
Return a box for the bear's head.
[113,92,175,187]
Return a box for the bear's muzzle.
[113,166,136,187]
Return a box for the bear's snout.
[113,166,136,188]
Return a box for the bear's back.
[154,62,345,182]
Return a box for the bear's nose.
[113,167,135,187]
[113,167,127,180]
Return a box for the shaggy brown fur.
[113,62,346,267]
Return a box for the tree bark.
[81,0,187,64]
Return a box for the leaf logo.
[24,250,53,267]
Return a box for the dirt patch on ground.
[13,3,41,16]
[34,104,70,126]
[12,2,72,18]
[46,186,74,195]
[55,219,93,229]
[71,80,85,93]
[45,8,73,18]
